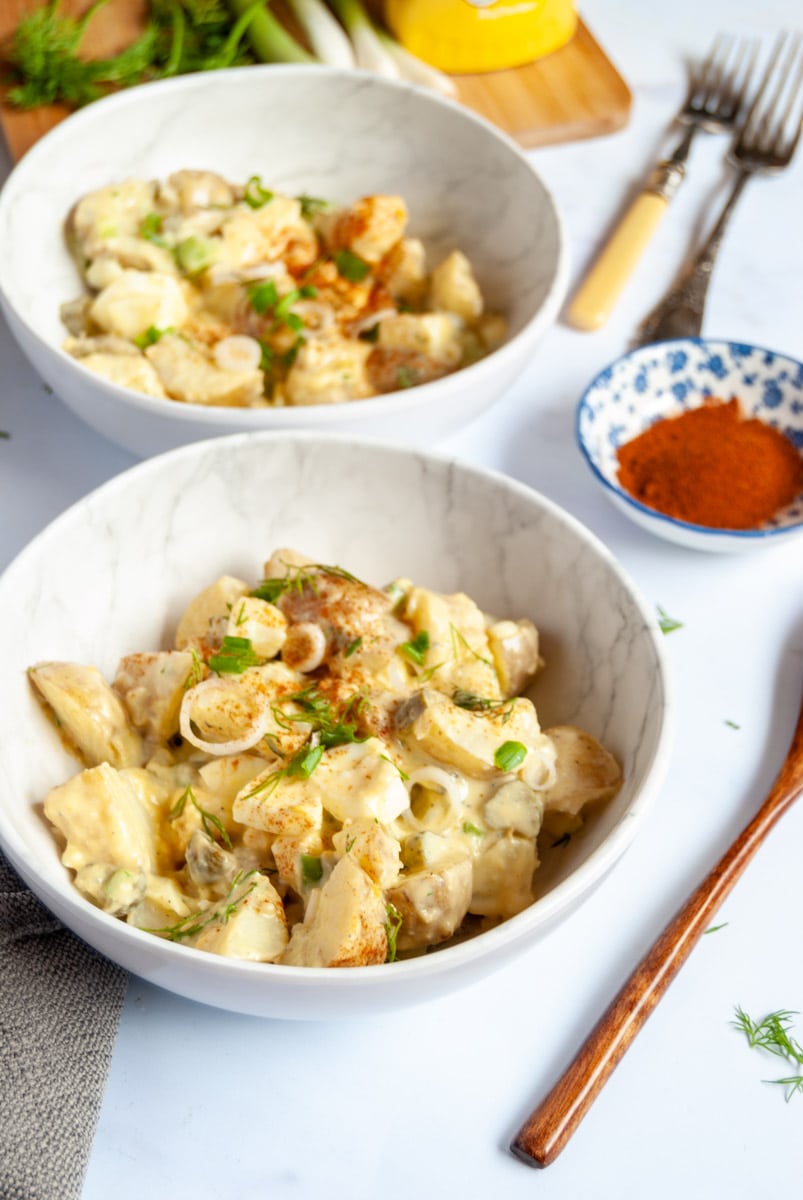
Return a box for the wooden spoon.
[512,685,803,1168]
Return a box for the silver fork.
[567,35,757,332]
[637,31,803,345]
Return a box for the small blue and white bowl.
[576,338,803,552]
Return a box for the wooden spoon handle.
[512,695,803,1168]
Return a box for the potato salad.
[31,552,621,968]
[60,172,506,408]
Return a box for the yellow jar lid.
[383,0,577,74]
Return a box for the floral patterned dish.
[576,338,803,553]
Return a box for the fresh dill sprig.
[733,1006,803,1100]
[169,784,232,850]
[452,688,514,721]
[145,869,256,941]
[250,561,363,604]
[5,0,260,111]
[449,622,493,667]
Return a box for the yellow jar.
[383,0,578,74]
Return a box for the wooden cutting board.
[0,2,630,161]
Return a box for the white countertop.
[2,1,803,1195]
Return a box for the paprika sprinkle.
[616,398,803,530]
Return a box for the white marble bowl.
[0,434,672,1019]
[0,66,567,458]
[577,338,803,552]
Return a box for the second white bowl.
[0,65,567,457]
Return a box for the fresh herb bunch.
[4,0,259,110]
[733,1006,803,1100]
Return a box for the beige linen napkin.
[0,851,128,1200]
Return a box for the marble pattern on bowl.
[0,434,671,1018]
[576,338,803,552]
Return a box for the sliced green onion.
[329,0,399,78]
[247,279,279,315]
[243,175,274,209]
[400,630,429,665]
[463,821,484,836]
[298,193,333,219]
[133,324,173,349]
[396,365,418,389]
[300,853,323,886]
[333,247,371,283]
[225,0,316,63]
[289,743,324,779]
[287,0,355,67]
[376,28,458,98]
[140,211,169,247]
[494,741,527,773]
[344,636,363,657]
[208,635,262,674]
[175,235,217,276]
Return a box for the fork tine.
[774,34,803,158]
[718,39,759,122]
[688,34,730,107]
[737,32,790,150]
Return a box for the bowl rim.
[575,336,803,542]
[0,63,569,429]
[0,429,675,992]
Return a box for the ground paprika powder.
[616,398,803,530]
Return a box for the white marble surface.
[1,0,802,1194]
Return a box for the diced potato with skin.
[127,874,194,931]
[197,754,269,811]
[67,179,157,260]
[225,596,287,659]
[114,650,196,743]
[272,832,324,895]
[84,257,124,290]
[487,619,543,699]
[216,195,315,271]
[539,725,622,818]
[400,829,468,872]
[376,237,427,304]
[477,312,507,353]
[333,195,408,264]
[161,170,235,213]
[332,818,402,889]
[469,832,537,918]
[96,234,177,276]
[146,334,264,407]
[429,250,483,323]
[44,761,159,874]
[235,736,408,833]
[233,769,323,837]
[71,352,168,399]
[387,856,472,952]
[29,662,144,769]
[403,587,501,697]
[74,863,146,915]
[484,780,544,839]
[89,270,188,340]
[396,688,541,780]
[193,873,289,962]
[281,856,387,967]
[378,313,462,368]
[174,575,250,652]
[310,738,410,824]
[284,334,373,407]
